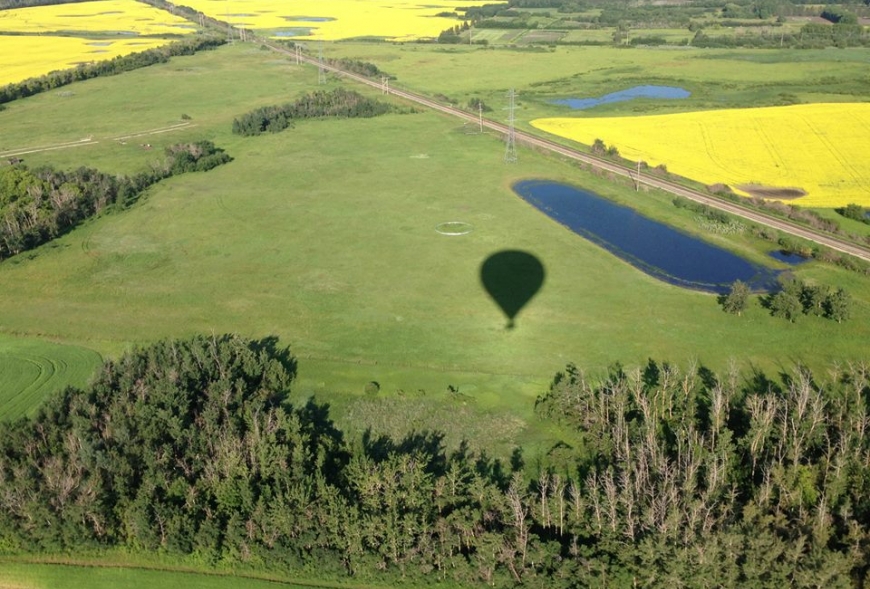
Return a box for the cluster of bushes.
[837,203,870,225]
[231,89,397,136]
[0,141,231,259]
[591,137,620,157]
[673,195,731,224]
[0,36,225,105]
[327,58,391,80]
[2,335,870,587]
[766,276,852,322]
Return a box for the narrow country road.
[266,42,870,264]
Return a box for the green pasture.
[0,562,316,589]
[322,42,870,123]
[1,42,869,453]
[0,335,102,421]
[0,45,870,449]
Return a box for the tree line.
[0,334,868,587]
[0,36,225,106]
[0,141,231,259]
[231,89,399,137]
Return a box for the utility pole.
[295,44,301,65]
[504,89,517,163]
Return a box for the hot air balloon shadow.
[480,250,546,330]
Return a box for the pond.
[272,28,315,37]
[513,180,781,294]
[552,85,690,110]
[769,250,809,265]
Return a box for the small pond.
[552,85,690,110]
[769,250,809,265]
[513,180,781,294]
[272,28,315,37]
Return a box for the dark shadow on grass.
[480,250,545,330]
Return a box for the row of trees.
[231,89,398,136]
[0,36,225,106]
[0,141,231,259]
[1,335,869,587]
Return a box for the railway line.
[266,42,870,264]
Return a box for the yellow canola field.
[532,103,870,208]
[0,0,197,35]
[0,36,171,86]
[178,0,495,41]
[0,0,196,86]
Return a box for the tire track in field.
[798,113,866,189]
[0,354,53,419]
[0,122,195,159]
[750,114,789,181]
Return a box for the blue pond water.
[769,250,809,265]
[552,85,690,110]
[513,180,781,294]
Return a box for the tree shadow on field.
[480,250,545,330]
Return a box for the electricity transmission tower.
[504,89,517,163]
[381,76,390,94]
[318,42,327,84]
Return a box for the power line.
[504,89,517,163]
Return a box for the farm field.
[178,0,494,40]
[0,0,196,86]
[532,103,870,208]
[318,43,870,120]
[0,334,102,421]
[1,43,869,451]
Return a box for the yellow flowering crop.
[0,0,196,36]
[533,103,870,208]
[0,0,195,86]
[179,0,493,41]
[0,36,171,86]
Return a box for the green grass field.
[0,562,320,589]
[1,43,869,453]
[0,335,102,421]
[321,43,870,123]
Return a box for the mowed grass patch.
[0,335,102,421]
[1,44,869,446]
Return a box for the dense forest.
[0,141,231,259]
[1,335,868,588]
[0,36,225,106]
[231,88,400,136]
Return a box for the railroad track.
[266,42,870,264]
